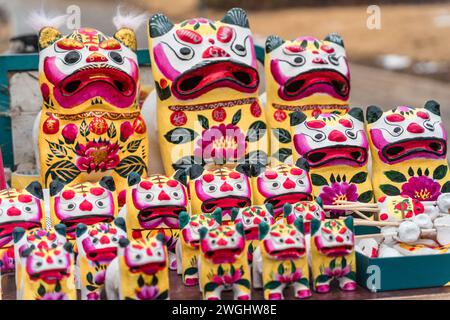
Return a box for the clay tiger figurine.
[105,235,169,300]
[377,195,425,222]
[0,182,45,274]
[366,101,450,202]
[290,108,374,217]
[264,34,350,163]
[189,165,252,223]
[231,204,274,265]
[176,210,221,286]
[198,222,251,300]
[251,163,313,218]
[283,199,325,233]
[310,217,356,293]
[122,172,188,270]
[34,12,148,202]
[147,8,268,175]
[253,217,311,300]
[75,218,127,300]
[49,176,118,240]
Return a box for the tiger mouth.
[0,221,42,239]
[60,66,135,97]
[61,215,114,233]
[30,269,68,284]
[319,245,354,257]
[244,227,259,241]
[129,261,167,275]
[204,248,243,264]
[173,60,259,99]
[138,206,186,222]
[282,69,349,100]
[381,138,446,162]
[264,193,312,210]
[201,196,251,213]
[304,146,367,167]
[267,247,306,259]
[86,247,117,262]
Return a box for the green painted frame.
[0,45,265,170]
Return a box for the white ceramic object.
[434,215,450,246]
[397,221,421,244]
[356,238,379,258]
[412,214,433,229]
[378,244,403,258]
[437,193,450,214]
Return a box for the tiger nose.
[46,256,53,264]
[335,235,344,243]
[407,122,424,134]
[99,235,110,244]
[285,238,295,244]
[79,200,93,211]
[253,217,261,224]
[328,130,347,142]
[282,178,296,189]
[86,52,107,63]
[158,190,171,201]
[220,182,233,192]
[217,238,228,246]
[6,206,21,216]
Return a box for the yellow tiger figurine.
[366,101,450,202]
[147,8,268,175]
[264,34,350,163]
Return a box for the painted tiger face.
[179,212,220,248]
[128,174,188,229]
[120,235,168,275]
[50,178,117,238]
[266,34,349,102]
[24,244,73,284]
[255,164,312,216]
[199,223,246,264]
[285,201,325,233]
[311,217,354,257]
[259,218,306,260]
[377,195,424,222]
[193,167,252,219]
[148,8,259,100]
[232,205,274,240]
[367,102,446,164]
[14,225,67,257]
[292,108,368,167]
[76,218,127,264]
[38,27,139,110]
[0,182,44,248]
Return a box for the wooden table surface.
[3,271,450,300]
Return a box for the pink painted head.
[231,205,275,241]
[310,217,354,257]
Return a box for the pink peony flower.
[120,121,134,142]
[75,140,120,173]
[136,285,159,300]
[212,268,243,286]
[319,182,358,217]
[324,265,351,278]
[87,292,100,300]
[276,270,302,284]
[39,292,68,300]
[401,176,441,201]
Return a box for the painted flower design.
[94,270,106,285]
[135,285,160,300]
[401,176,441,201]
[319,182,358,216]
[324,265,351,278]
[87,292,100,300]
[75,140,120,172]
[212,268,243,287]
[276,270,302,284]
[39,292,68,300]
[194,123,247,163]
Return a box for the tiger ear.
[221,8,249,28]
[424,100,440,116]
[324,32,344,48]
[149,13,174,38]
[348,107,364,122]
[283,203,293,218]
[179,211,190,229]
[316,197,323,208]
[310,218,321,235]
[265,35,285,53]
[258,221,269,240]
[119,238,130,248]
[114,28,137,51]
[63,242,74,253]
[76,224,88,238]
[156,233,166,244]
[49,179,65,197]
[54,224,67,237]
[294,217,304,235]
[99,176,116,192]
[199,227,208,240]
[344,216,354,233]
[114,217,127,232]
[235,222,245,237]
[290,111,307,127]
[127,172,141,187]
[366,105,383,124]
[212,208,223,225]
[13,227,26,243]
[39,26,62,50]
[231,208,239,222]
[264,203,274,216]
[295,158,310,172]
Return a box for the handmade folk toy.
[253,217,311,300]
[231,204,274,265]
[198,222,251,300]
[291,108,373,217]
[189,165,252,222]
[251,163,312,218]
[35,15,148,200]
[147,8,268,175]
[123,172,188,270]
[75,218,127,300]
[367,101,450,202]
[105,235,169,300]
[0,182,45,274]
[310,217,356,293]
[49,176,118,240]
[377,195,425,222]
[176,210,221,286]
[283,199,325,233]
[264,34,350,163]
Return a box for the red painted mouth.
[172,60,259,99]
[138,206,185,222]
[265,193,312,211]
[281,69,349,100]
[31,269,68,284]
[201,196,251,213]
[267,247,306,260]
[205,248,242,264]
[304,146,367,167]
[244,227,259,241]
[319,245,353,257]
[62,215,113,235]
[129,262,167,275]
[86,247,117,263]
[381,138,446,162]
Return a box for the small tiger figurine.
[176,210,221,286]
[0,181,45,274]
[49,176,117,240]
[105,235,169,300]
[283,199,325,233]
[377,195,425,222]
[189,165,252,223]
[253,217,311,300]
[251,163,312,218]
[291,108,374,217]
[231,204,274,265]
[310,217,356,293]
[75,218,127,300]
[13,224,67,298]
[367,101,450,202]
[123,172,188,270]
[198,222,250,300]
[264,34,350,164]
[16,242,76,300]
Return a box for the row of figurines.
[33,7,450,211]
[8,205,355,300]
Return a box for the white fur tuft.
[112,6,147,31]
[28,9,67,32]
